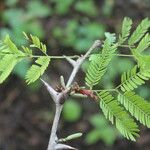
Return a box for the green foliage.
[136,33,150,53]
[128,18,150,45]
[118,91,150,127]
[104,32,116,44]
[131,33,150,68]
[1,0,50,46]
[102,0,114,17]
[99,17,150,141]
[0,35,25,83]
[75,0,97,16]
[0,54,20,83]
[27,0,52,18]
[85,114,117,145]
[0,33,50,84]
[24,32,47,54]
[0,16,150,143]
[53,21,105,52]
[63,99,82,122]
[98,91,139,141]
[5,0,18,6]
[3,35,25,55]
[54,0,74,15]
[135,54,150,69]
[85,39,117,88]
[26,56,50,84]
[120,65,150,92]
[119,17,132,44]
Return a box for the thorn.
[64,55,76,67]
[40,78,57,99]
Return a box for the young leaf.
[136,34,150,53]
[105,32,116,44]
[120,65,150,92]
[23,31,30,40]
[4,35,20,53]
[0,35,25,58]
[29,34,47,54]
[26,56,50,84]
[118,91,150,127]
[22,46,32,55]
[128,18,150,45]
[119,17,133,44]
[0,41,9,53]
[85,39,117,88]
[98,91,139,141]
[0,54,21,83]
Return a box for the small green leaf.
[128,18,150,45]
[120,65,150,92]
[118,91,150,127]
[26,56,50,84]
[22,46,32,55]
[85,39,117,88]
[4,35,21,54]
[28,34,47,54]
[105,32,116,44]
[119,17,132,44]
[98,91,139,141]
[136,34,150,53]
[0,54,21,83]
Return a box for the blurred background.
[0,0,150,149]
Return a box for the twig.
[64,55,76,67]
[66,40,101,87]
[47,104,63,150]
[43,40,101,150]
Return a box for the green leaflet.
[4,35,20,53]
[22,46,32,55]
[85,39,117,88]
[0,34,51,84]
[98,91,139,141]
[118,91,150,127]
[23,32,47,54]
[26,56,50,84]
[132,50,150,68]
[120,65,150,92]
[119,17,132,44]
[135,34,150,53]
[0,35,25,56]
[131,33,150,68]
[0,54,22,83]
[128,18,150,45]
[0,36,25,83]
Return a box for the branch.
[47,104,63,150]
[46,40,101,150]
[64,55,76,67]
[66,40,101,87]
